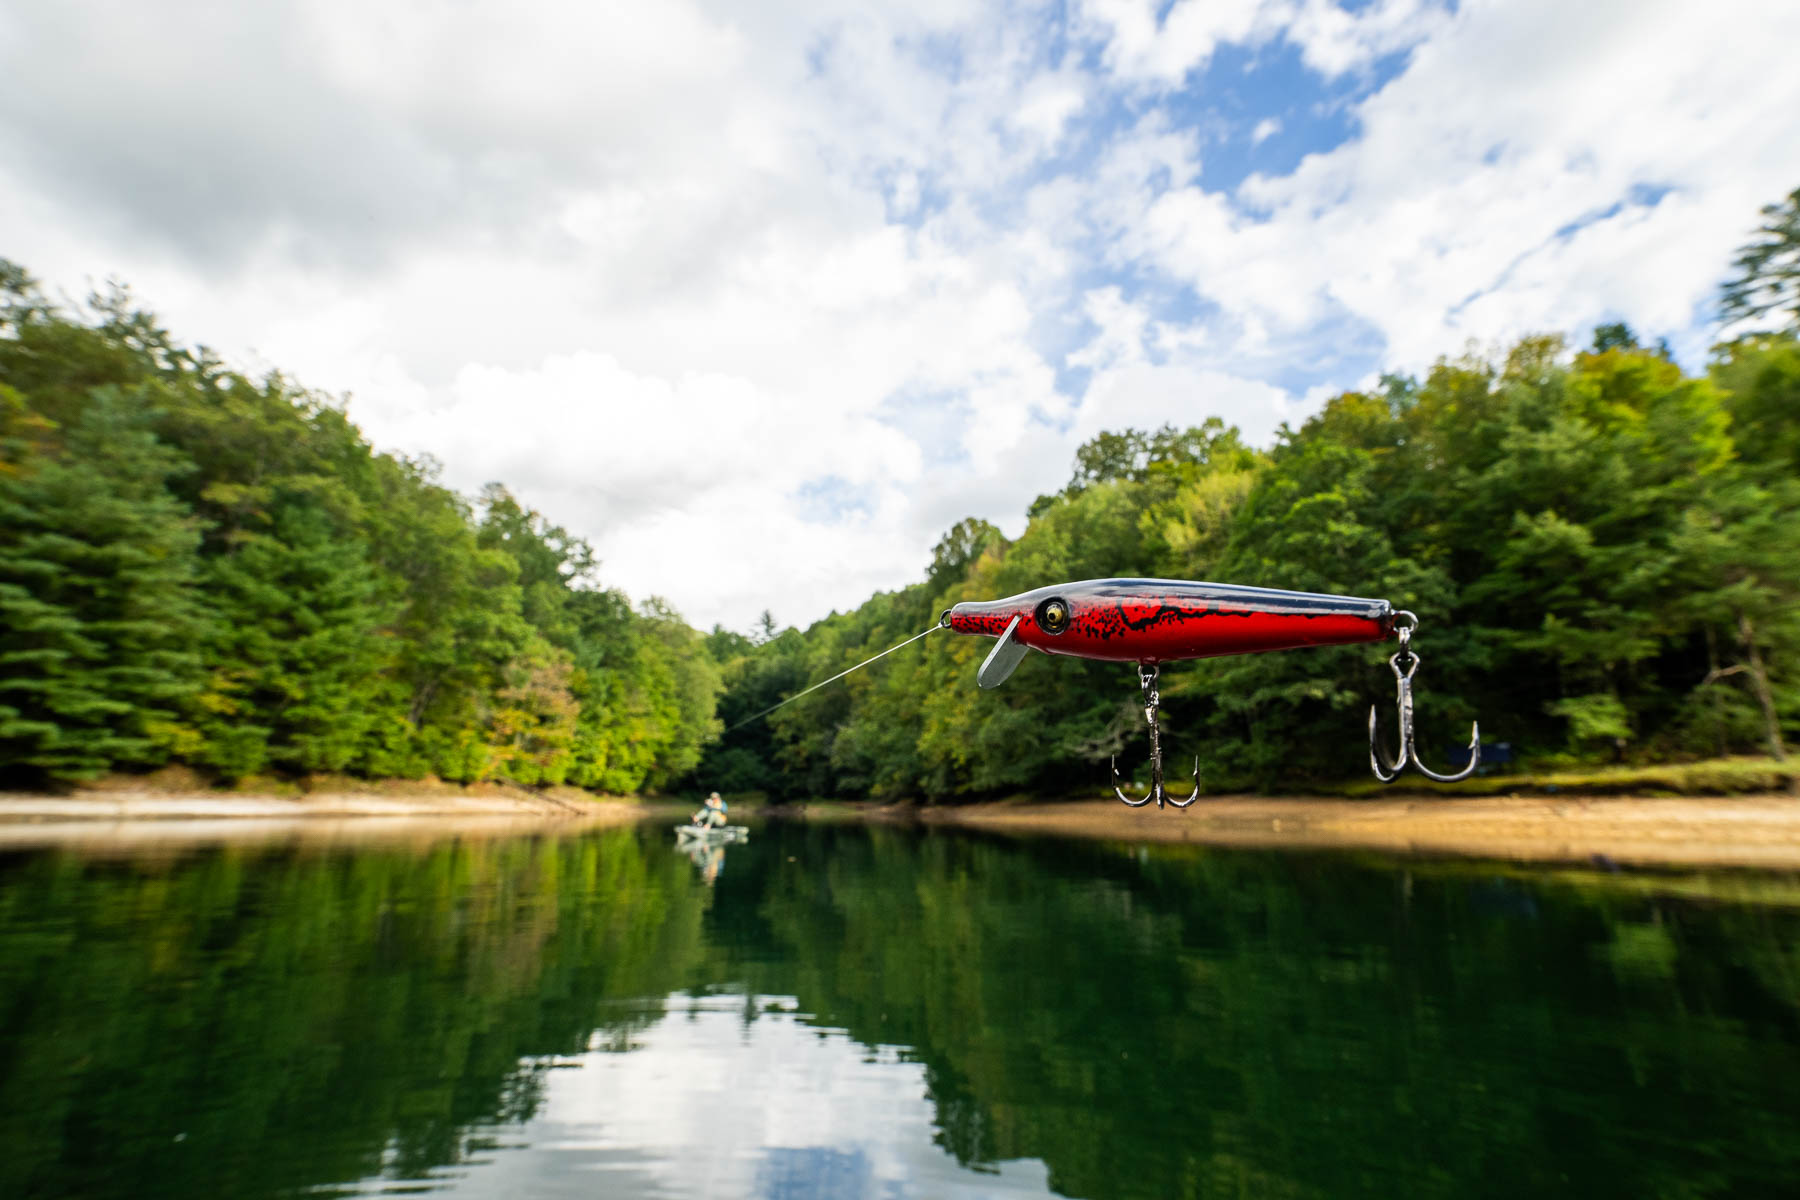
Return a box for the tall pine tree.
[0,387,206,781]
[193,497,398,779]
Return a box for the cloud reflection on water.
[357,998,1052,1199]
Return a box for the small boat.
[675,823,749,843]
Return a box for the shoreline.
[4,789,1800,870]
[0,789,641,821]
[893,794,1800,870]
[0,788,677,852]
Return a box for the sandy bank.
[10,788,1800,871]
[0,788,675,851]
[898,794,1800,870]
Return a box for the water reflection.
[677,831,731,885]
[1,822,1797,1199]
[394,996,1050,1199]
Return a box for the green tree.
[1591,321,1639,352]
[0,259,721,793]
[0,388,207,781]
[694,625,807,796]
[1712,332,1800,479]
[192,497,398,778]
[355,455,523,777]
[926,517,1003,593]
[1722,186,1800,332]
[1665,474,1800,760]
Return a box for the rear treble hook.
[1112,662,1201,808]
[1369,611,1480,783]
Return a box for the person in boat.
[693,791,728,829]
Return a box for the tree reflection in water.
[1,823,1797,1199]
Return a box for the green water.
[1,821,1797,1199]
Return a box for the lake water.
[2,819,1797,1199]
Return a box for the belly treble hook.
[1112,662,1201,808]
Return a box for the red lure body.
[945,578,1394,664]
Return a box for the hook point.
[1369,635,1480,783]
[1112,664,1200,808]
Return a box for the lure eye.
[1036,598,1070,634]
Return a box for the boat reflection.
[674,824,746,884]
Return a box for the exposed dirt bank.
[12,788,1800,871]
[889,794,1800,870]
[0,787,682,852]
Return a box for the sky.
[3,0,1797,633]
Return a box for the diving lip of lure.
[945,577,1395,669]
[976,615,1031,689]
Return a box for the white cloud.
[1076,0,1443,85]
[1011,74,1090,149]
[1078,0,1282,84]
[1286,0,1446,77]
[1125,0,1800,373]
[1077,361,1298,446]
[1067,0,1794,425]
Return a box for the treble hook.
[1112,662,1201,808]
[1369,611,1480,783]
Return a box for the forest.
[703,327,1800,797]
[2,196,1798,796]
[0,261,720,791]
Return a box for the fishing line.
[724,622,944,733]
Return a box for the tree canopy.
[0,264,719,789]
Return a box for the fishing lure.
[944,578,1480,807]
